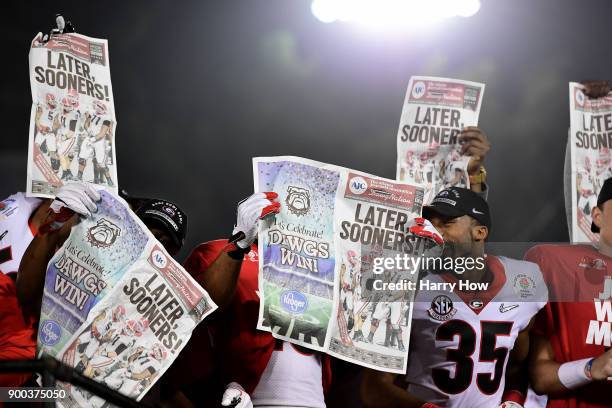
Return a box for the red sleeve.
[523,246,553,337]
[0,274,36,387]
[183,239,227,282]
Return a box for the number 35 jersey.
[404,255,548,408]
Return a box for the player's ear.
[472,224,488,241]
[592,206,603,231]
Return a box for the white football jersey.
[251,342,324,408]
[38,106,58,132]
[58,110,81,137]
[404,256,548,408]
[87,114,111,139]
[0,193,43,276]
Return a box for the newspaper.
[569,82,612,243]
[396,76,485,204]
[27,32,118,198]
[37,191,217,404]
[254,156,431,373]
[56,242,215,405]
[37,191,149,357]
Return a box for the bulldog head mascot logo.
[286,186,311,216]
[87,218,121,248]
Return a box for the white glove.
[232,192,280,249]
[51,182,101,217]
[39,182,101,235]
[498,402,523,408]
[407,217,444,246]
[221,382,253,408]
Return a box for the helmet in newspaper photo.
[448,148,461,162]
[46,93,57,110]
[419,151,429,163]
[347,249,359,269]
[427,143,439,158]
[150,343,167,361]
[596,148,611,173]
[124,317,149,337]
[112,305,126,322]
[405,151,415,166]
[92,99,108,116]
[62,89,79,112]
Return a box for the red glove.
[408,217,444,246]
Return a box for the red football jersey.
[525,244,612,408]
[0,273,36,386]
[178,239,331,396]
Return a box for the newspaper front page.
[27,32,118,198]
[396,76,485,204]
[36,191,217,404]
[569,82,612,244]
[254,156,433,373]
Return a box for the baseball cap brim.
[422,203,466,220]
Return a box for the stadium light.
[311,0,481,29]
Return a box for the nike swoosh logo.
[472,208,484,215]
[499,303,519,313]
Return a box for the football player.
[526,177,612,407]
[34,93,61,173]
[57,89,81,180]
[361,188,548,408]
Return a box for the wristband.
[558,358,593,389]
[223,240,250,260]
[421,403,441,408]
[501,390,526,405]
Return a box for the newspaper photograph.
[56,242,216,406]
[569,82,612,243]
[37,190,149,358]
[27,32,118,198]
[254,156,428,372]
[396,76,485,204]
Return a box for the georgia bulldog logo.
[286,186,311,216]
[87,218,121,248]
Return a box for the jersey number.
[432,320,513,395]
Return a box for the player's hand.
[590,350,612,380]
[40,182,101,234]
[221,382,253,408]
[408,217,444,246]
[497,402,523,408]
[232,192,280,249]
[581,80,611,98]
[459,126,490,176]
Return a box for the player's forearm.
[16,231,64,316]
[197,252,242,309]
[361,369,427,408]
[529,359,568,396]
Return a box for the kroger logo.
[280,290,308,314]
[40,320,61,346]
[349,176,368,195]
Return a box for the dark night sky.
[2,0,612,260]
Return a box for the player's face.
[149,227,179,256]
[593,200,612,246]
[428,214,479,259]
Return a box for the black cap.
[422,187,491,229]
[591,177,612,233]
[118,188,147,211]
[135,199,187,249]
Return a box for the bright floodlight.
[311,0,481,28]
